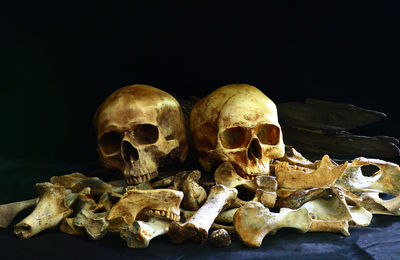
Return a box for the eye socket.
[134,124,159,144]
[220,127,250,149]
[257,124,280,145]
[99,131,122,154]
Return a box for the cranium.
[93,84,188,185]
[190,84,284,178]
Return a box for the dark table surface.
[1,157,400,260]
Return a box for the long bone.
[74,209,109,240]
[168,184,237,244]
[14,182,73,239]
[233,201,312,248]
[275,155,348,189]
[120,215,171,248]
[0,198,37,228]
[215,162,277,207]
[335,157,400,196]
[180,208,238,224]
[107,189,183,226]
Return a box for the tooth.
[160,211,166,216]
[154,210,161,215]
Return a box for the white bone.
[168,184,237,244]
[120,216,171,248]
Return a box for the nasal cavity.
[122,140,139,163]
[248,139,262,160]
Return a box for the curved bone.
[278,147,316,168]
[360,192,400,215]
[0,198,37,228]
[173,170,207,211]
[74,209,109,240]
[233,201,312,248]
[120,216,171,248]
[168,185,237,244]
[14,182,73,239]
[299,187,372,235]
[59,217,85,236]
[336,157,400,196]
[275,155,348,189]
[151,176,175,188]
[71,177,124,196]
[107,189,183,225]
[50,172,88,188]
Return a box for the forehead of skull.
[217,84,279,129]
[94,84,178,134]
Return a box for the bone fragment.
[275,155,348,189]
[0,198,37,228]
[59,217,85,236]
[336,157,400,196]
[361,192,400,216]
[151,176,175,188]
[50,172,88,188]
[107,189,183,225]
[209,228,231,247]
[276,188,328,209]
[233,201,312,248]
[74,209,109,240]
[71,177,124,196]
[210,223,235,233]
[278,148,316,169]
[172,170,207,211]
[14,182,73,239]
[120,216,171,248]
[168,184,237,244]
[308,220,350,236]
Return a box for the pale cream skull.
[93,84,188,185]
[190,84,284,177]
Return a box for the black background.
[0,1,397,162]
[0,2,399,259]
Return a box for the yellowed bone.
[14,183,73,239]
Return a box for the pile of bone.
[1,148,400,248]
[1,83,400,248]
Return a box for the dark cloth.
[1,157,399,260]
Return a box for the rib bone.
[14,182,73,239]
[168,184,237,244]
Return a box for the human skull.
[93,84,188,185]
[190,84,284,177]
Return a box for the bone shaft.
[187,186,237,231]
[0,198,37,228]
[182,208,238,224]
[14,201,70,239]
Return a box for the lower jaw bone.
[168,185,237,244]
[120,216,171,248]
[14,183,73,239]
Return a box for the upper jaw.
[232,162,270,180]
[124,171,158,185]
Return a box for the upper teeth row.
[126,171,158,184]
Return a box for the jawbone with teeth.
[107,189,183,225]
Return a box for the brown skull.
[190,84,284,178]
[93,84,188,184]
